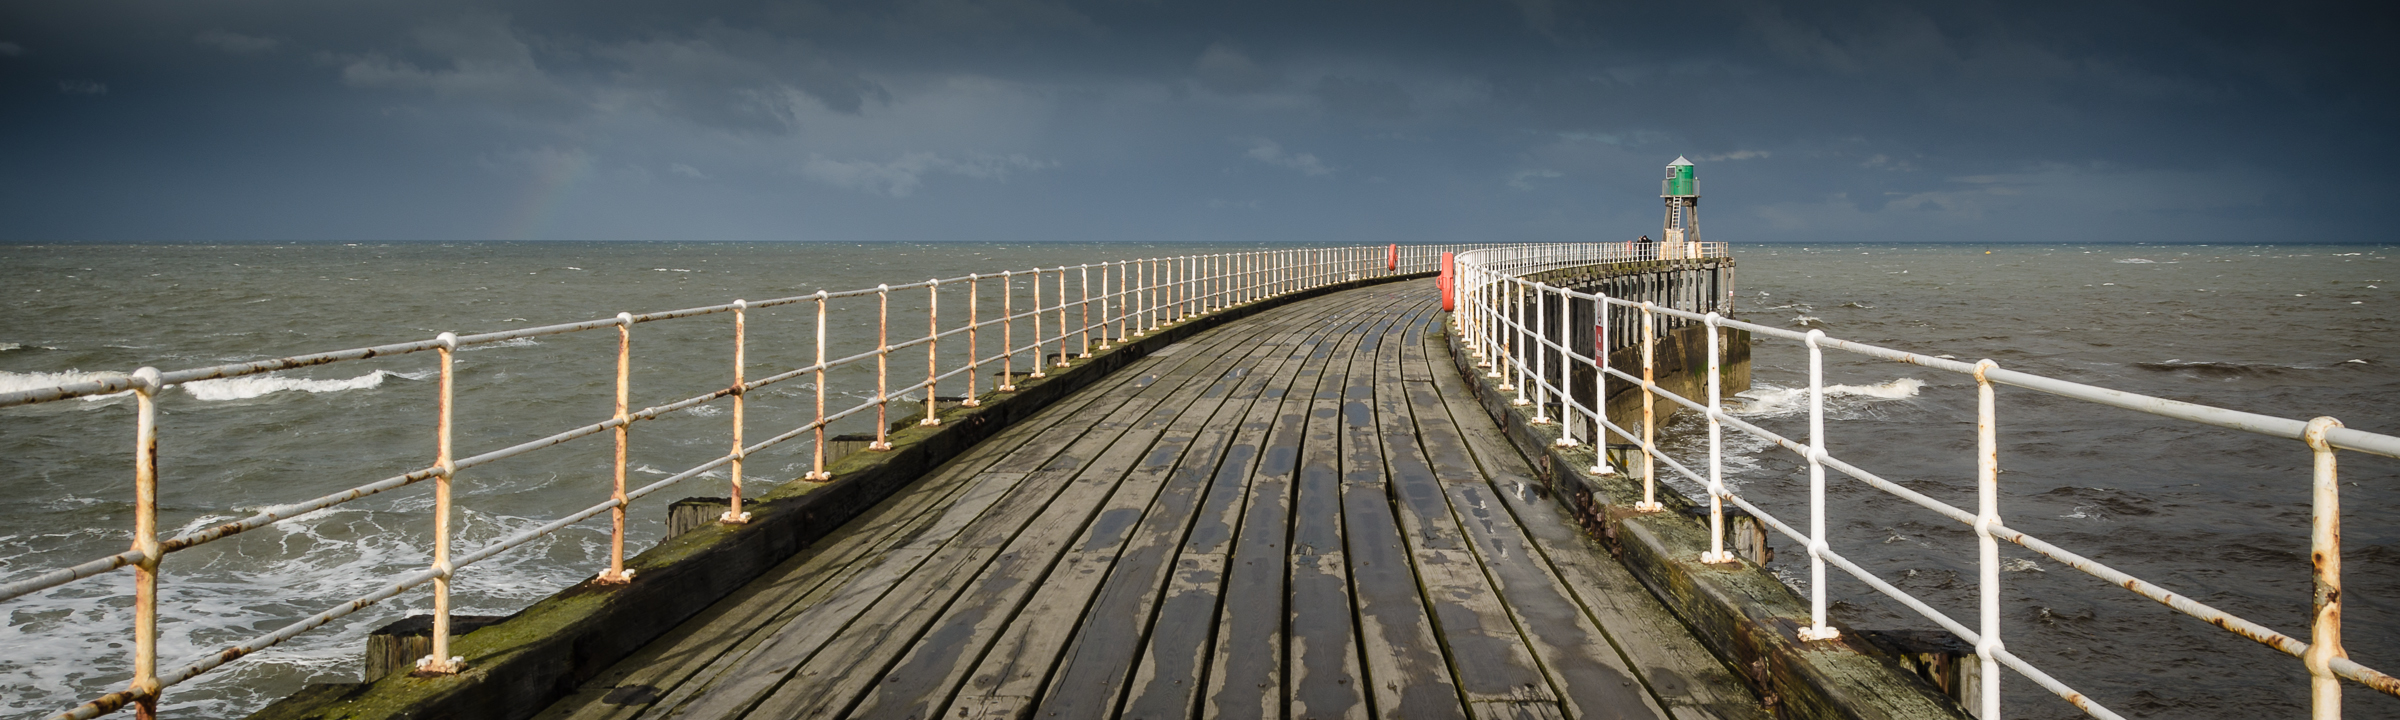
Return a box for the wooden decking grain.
[534,279,1765,720]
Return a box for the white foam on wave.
[1733,377,1925,416]
[179,370,397,401]
[2116,258,2156,264]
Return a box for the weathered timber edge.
[243,270,1435,720]
[1440,322,1970,719]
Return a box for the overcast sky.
[1,1,2391,244]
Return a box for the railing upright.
[1699,314,1731,564]
[130,367,163,714]
[1078,264,1092,358]
[1798,329,1835,640]
[872,285,893,451]
[998,274,1017,392]
[727,301,750,523]
[923,280,941,427]
[1029,271,1046,380]
[808,291,831,480]
[2307,416,2347,720]
[603,313,635,584]
[964,276,983,406]
[1054,267,1071,368]
[1634,303,1661,513]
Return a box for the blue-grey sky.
[1,1,2391,243]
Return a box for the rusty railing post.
[726,302,750,523]
[922,279,941,427]
[872,285,893,450]
[599,314,634,585]
[1633,302,1662,512]
[1078,264,1092,358]
[2306,416,2347,720]
[964,274,982,406]
[129,366,165,712]
[1054,267,1071,367]
[806,291,831,481]
[1029,269,1047,379]
[1000,272,1020,389]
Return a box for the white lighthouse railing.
[1453,242,2400,719]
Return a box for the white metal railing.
[1454,242,2400,719]
[0,242,1512,720]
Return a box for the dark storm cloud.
[0,0,2391,243]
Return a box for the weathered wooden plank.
[1367,308,1570,713]
[649,376,1194,719]
[1375,305,1471,554]
[1339,302,1469,720]
[1117,552,1224,720]
[740,425,1166,720]
[1120,301,1385,720]
[1201,299,1387,720]
[1470,700,1570,720]
[1285,295,1374,720]
[943,550,1119,718]
[742,299,1322,720]
[542,322,1240,720]
[852,315,1295,720]
[1418,322,1766,720]
[1285,551,1364,720]
[537,475,986,720]
[1033,299,1339,720]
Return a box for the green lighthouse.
[1661,157,1700,256]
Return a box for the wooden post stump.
[363,614,506,680]
[665,497,732,541]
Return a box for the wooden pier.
[531,279,1762,720]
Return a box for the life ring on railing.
[1440,252,1455,311]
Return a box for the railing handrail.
[4,241,1584,719]
[1451,243,2394,719]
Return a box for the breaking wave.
[1732,377,1925,416]
[180,370,400,401]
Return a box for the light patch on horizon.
[669,163,709,180]
[1700,150,1771,161]
[1242,138,1331,176]
[0,41,23,57]
[800,151,1056,198]
[57,80,107,95]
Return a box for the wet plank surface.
[537,279,1763,720]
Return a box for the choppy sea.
[1,242,2394,719]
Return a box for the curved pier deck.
[533,279,1761,720]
